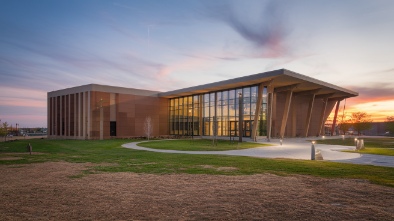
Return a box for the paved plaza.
[122,136,394,168]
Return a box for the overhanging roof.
[159,69,358,99]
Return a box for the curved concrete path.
[122,138,394,168]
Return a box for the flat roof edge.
[48,84,162,97]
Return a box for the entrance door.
[229,120,253,137]
[243,120,252,137]
[110,121,116,136]
[229,121,237,137]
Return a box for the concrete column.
[100,107,103,140]
[305,94,315,137]
[279,90,293,138]
[319,98,329,136]
[54,97,57,136]
[74,93,77,138]
[79,92,82,137]
[48,97,53,135]
[87,91,91,140]
[47,97,50,137]
[68,94,71,136]
[198,94,203,136]
[50,97,52,136]
[48,97,51,136]
[60,95,63,136]
[83,92,86,139]
[64,95,67,136]
[110,93,116,121]
[251,83,265,141]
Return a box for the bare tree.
[144,116,153,140]
[0,120,9,141]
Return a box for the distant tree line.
[386,116,394,136]
[338,112,394,136]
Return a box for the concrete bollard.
[26,143,32,155]
[315,149,324,160]
[359,139,364,150]
[311,141,315,160]
[280,139,283,146]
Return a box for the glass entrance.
[229,120,252,137]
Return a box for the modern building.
[47,69,358,140]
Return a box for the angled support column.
[251,81,271,141]
[266,85,274,141]
[318,97,329,136]
[331,100,341,136]
[279,90,294,138]
[304,94,316,137]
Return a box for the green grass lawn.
[317,138,394,156]
[1,139,394,187]
[137,139,268,151]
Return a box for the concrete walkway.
[122,137,394,168]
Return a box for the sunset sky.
[1,0,394,128]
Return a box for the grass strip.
[1,139,393,187]
[317,138,394,156]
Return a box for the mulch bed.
[1,162,393,220]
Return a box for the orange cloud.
[329,98,394,122]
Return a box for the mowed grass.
[1,139,394,187]
[137,139,269,151]
[317,138,394,156]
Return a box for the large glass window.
[169,85,267,137]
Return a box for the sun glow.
[329,99,394,122]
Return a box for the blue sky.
[1,0,394,127]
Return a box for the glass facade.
[169,85,267,137]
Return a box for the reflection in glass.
[169,85,267,137]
